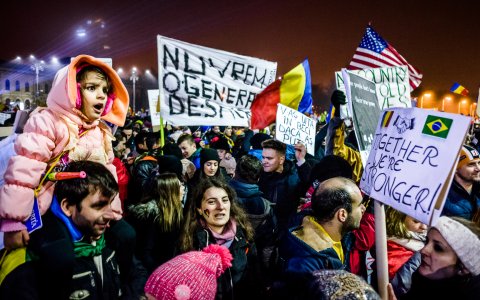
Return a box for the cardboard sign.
[343,71,382,165]
[275,104,315,155]
[157,35,277,126]
[335,66,411,119]
[360,107,470,225]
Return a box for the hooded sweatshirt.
[0,55,129,232]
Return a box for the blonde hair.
[155,173,183,232]
[386,206,411,239]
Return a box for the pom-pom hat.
[144,244,233,300]
[457,144,480,170]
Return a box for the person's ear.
[279,155,285,165]
[60,198,75,217]
[197,208,203,216]
[337,208,348,223]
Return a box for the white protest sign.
[0,113,11,125]
[147,89,160,127]
[157,36,277,126]
[335,66,411,119]
[275,104,315,155]
[360,108,470,225]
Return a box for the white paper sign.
[157,36,277,126]
[275,104,315,155]
[360,107,470,225]
[147,89,161,127]
[335,66,411,119]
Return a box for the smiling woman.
[179,178,261,298]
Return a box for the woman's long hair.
[386,206,412,239]
[155,173,183,232]
[179,178,253,252]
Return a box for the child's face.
[80,71,109,122]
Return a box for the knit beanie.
[250,133,271,150]
[306,269,380,300]
[457,145,480,170]
[200,148,220,167]
[162,142,183,160]
[156,155,183,181]
[432,216,480,276]
[210,136,232,152]
[144,244,233,300]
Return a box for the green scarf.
[73,235,106,258]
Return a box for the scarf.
[201,218,237,248]
[73,235,106,258]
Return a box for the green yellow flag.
[422,115,453,139]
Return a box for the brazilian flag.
[422,115,453,139]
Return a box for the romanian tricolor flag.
[250,59,312,129]
[450,83,469,96]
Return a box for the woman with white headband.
[388,216,480,300]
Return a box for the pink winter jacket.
[0,55,129,232]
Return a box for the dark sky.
[2,0,480,108]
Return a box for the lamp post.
[130,67,138,114]
[420,93,431,109]
[458,99,467,114]
[30,60,45,107]
[442,97,451,112]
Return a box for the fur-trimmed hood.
[128,200,159,221]
[292,216,334,252]
[46,55,129,126]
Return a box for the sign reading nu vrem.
[157,35,277,126]
[360,108,470,225]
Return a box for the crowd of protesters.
[0,55,479,300]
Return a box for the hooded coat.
[0,55,129,232]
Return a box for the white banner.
[275,104,315,155]
[157,36,277,126]
[147,89,160,127]
[360,107,470,225]
[335,66,411,119]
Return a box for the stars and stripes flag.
[348,26,423,90]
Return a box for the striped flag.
[349,26,423,90]
[450,83,469,96]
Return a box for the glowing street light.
[130,67,139,114]
[420,93,431,108]
[442,96,451,111]
[458,99,468,114]
[30,59,45,107]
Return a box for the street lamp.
[458,99,468,114]
[130,67,138,114]
[30,60,45,107]
[420,93,431,108]
[442,97,451,112]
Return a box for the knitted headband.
[433,216,480,276]
[457,145,480,170]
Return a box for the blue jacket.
[277,216,354,298]
[442,179,480,220]
[229,179,265,215]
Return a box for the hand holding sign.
[294,142,307,164]
[331,90,346,117]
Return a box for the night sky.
[2,0,479,110]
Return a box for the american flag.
[349,26,423,90]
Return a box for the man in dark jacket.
[443,144,480,220]
[258,139,312,231]
[278,177,365,298]
[0,161,147,299]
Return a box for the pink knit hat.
[144,244,233,300]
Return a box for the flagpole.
[157,95,165,151]
[374,200,388,300]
